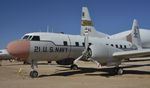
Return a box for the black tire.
[117,68,123,75]
[30,70,38,78]
[48,61,51,64]
[71,64,78,70]
[113,67,123,75]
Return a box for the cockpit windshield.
[22,35,40,41]
[29,36,32,40]
[22,35,29,40]
[31,36,40,41]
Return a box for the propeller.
[73,29,101,68]
[73,30,89,64]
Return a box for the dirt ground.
[0,57,150,88]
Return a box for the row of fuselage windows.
[63,41,91,46]
[63,41,127,49]
[22,36,127,49]
[106,44,127,49]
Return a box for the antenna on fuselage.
[52,27,54,33]
[47,25,49,32]
[40,28,42,32]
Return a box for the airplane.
[0,49,12,60]
[0,49,15,66]
[80,7,109,38]
[1,7,150,78]
[81,7,150,49]
[6,17,150,78]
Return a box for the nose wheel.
[30,60,38,78]
[30,70,38,78]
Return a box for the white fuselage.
[23,32,133,65]
[110,29,150,49]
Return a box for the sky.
[0,0,150,49]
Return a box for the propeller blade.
[73,55,83,64]
[90,58,101,68]
[84,30,89,50]
[73,30,89,64]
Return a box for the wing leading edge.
[113,49,150,59]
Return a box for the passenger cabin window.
[124,45,127,49]
[63,41,68,46]
[115,45,118,48]
[89,43,92,46]
[75,42,79,46]
[31,36,40,41]
[106,44,109,45]
[111,44,114,47]
[82,43,85,47]
[120,45,122,48]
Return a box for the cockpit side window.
[31,36,40,41]
[22,35,29,40]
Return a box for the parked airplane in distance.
[82,7,150,49]
[0,49,15,65]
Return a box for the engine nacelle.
[89,44,122,61]
[56,58,75,65]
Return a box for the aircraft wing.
[0,49,13,60]
[113,49,150,59]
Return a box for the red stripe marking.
[98,64,101,68]
[84,30,88,34]
[126,33,132,43]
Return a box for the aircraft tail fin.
[80,7,109,38]
[126,19,142,49]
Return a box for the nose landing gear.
[30,70,38,78]
[30,60,38,78]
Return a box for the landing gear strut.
[48,61,51,65]
[71,64,78,70]
[0,60,2,66]
[114,67,123,75]
[30,60,38,78]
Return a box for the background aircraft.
[0,49,15,66]
[82,7,150,49]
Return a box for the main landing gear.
[70,64,78,70]
[70,64,123,75]
[0,60,2,66]
[30,60,38,78]
[114,67,123,75]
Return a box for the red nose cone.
[7,40,30,60]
